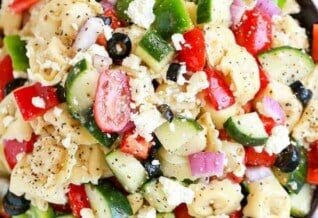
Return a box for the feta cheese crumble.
[131,104,165,141]
[151,159,160,166]
[127,0,156,29]
[103,25,113,40]
[137,206,156,218]
[31,97,46,109]
[80,208,95,218]
[265,125,290,155]
[171,33,186,51]
[159,177,195,206]
[53,107,63,118]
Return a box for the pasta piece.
[198,112,222,152]
[70,144,113,185]
[204,24,236,67]
[22,0,102,85]
[219,46,260,105]
[10,136,77,206]
[202,103,241,129]
[256,82,303,131]
[303,66,318,100]
[158,148,196,181]
[43,104,97,146]
[0,94,17,138]
[188,179,243,217]
[221,141,246,177]
[0,0,22,35]
[292,100,318,148]
[243,176,290,218]
[272,15,309,50]
[127,193,144,214]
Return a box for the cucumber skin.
[138,31,173,62]
[273,148,307,194]
[83,108,117,148]
[65,59,89,121]
[4,35,29,71]
[93,182,133,218]
[196,0,212,24]
[106,150,148,193]
[223,117,268,146]
[258,46,314,67]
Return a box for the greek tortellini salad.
[1,0,318,217]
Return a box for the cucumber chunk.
[85,182,133,218]
[3,35,29,72]
[290,184,314,217]
[56,216,75,218]
[30,206,55,218]
[154,117,203,153]
[105,150,148,193]
[142,180,175,213]
[135,31,174,73]
[258,46,314,85]
[83,108,117,147]
[153,0,193,39]
[273,147,307,194]
[224,113,268,146]
[196,0,232,25]
[65,59,99,122]
[116,0,133,22]
[157,213,175,218]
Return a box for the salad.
[0,0,318,217]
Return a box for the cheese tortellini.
[243,176,290,218]
[292,100,318,148]
[257,82,303,131]
[22,0,102,85]
[221,141,246,177]
[188,179,243,217]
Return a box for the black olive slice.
[166,63,181,82]
[54,84,66,103]
[4,78,27,96]
[107,33,132,63]
[142,159,163,179]
[290,80,313,107]
[3,191,30,216]
[275,144,301,173]
[157,104,174,122]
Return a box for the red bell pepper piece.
[68,184,91,218]
[51,203,72,214]
[178,28,206,72]
[230,210,243,218]
[219,129,230,141]
[255,66,270,99]
[312,24,318,62]
[307,141,318,185]
[3,134,37,169]
[120,130,151,160]
[232,8,272,56]
[104,8,123,29]
[203,68,235,110]
[0,56,14,101]
[174,204,192,218]
[226,172,244,184]
[242,101,254,113]
[9,0,39,13]
[259,114,276,135]
[245,147,276,167]
[13,83,59,121]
